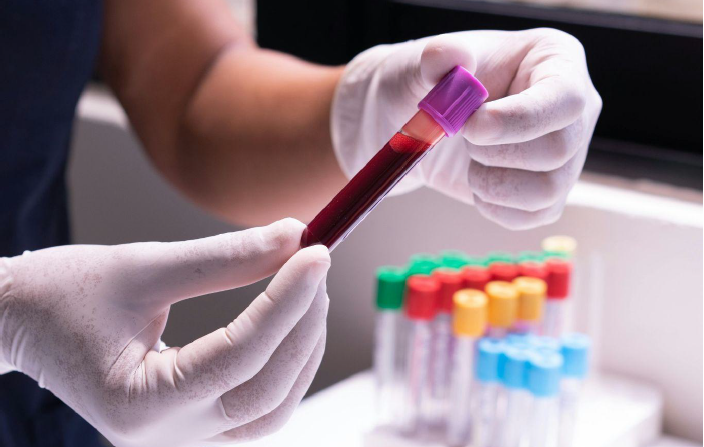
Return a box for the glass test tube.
[526,350,564,447]
[300,66,488,251]
[512,276,547,335]
[485,281,519,339]
[429,268,466,429]
[472,338,504,447]
[543,259,572,337]
[498,346,533,447]
[403,275,440,435]
[373,266,407,426]
[446,289,487,447]
[558,333,591,447]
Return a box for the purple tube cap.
[418,66,489,137]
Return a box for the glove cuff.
[0,258,17,374]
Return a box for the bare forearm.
[177,49,346,226]
[100,0,346,227]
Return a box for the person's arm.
[99,0,346,226]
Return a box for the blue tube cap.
[500,346,530,389]
[476,338,504,383]
[527,335,561,352]
[527,350,563,397]
[561,333,591,378]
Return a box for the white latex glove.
[333,29,602,230]
[0,218,330,446]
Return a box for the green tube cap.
[487,251,515,264]
[407,253,441,276]
[465,256,489,267]
[440,250,471,269]
[517,251,545,263]
[376,266,407,310]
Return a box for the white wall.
[69,88,703,441]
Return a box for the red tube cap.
[405,275,440,320]
[546,258,572,299]
[461,266,491,291]
[518,261,548,282]
[489,262,519,282]
[432,268,465,313]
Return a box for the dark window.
[258,0,703,190]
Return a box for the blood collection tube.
[403,274,440,434]
[472,338,504,447]
[485,281,519,339]
[462,265,492,291]
[498,346,532,447]
[542,258,572,337]
[542,236,577,337]
[300,66,488,251]
[447,289,487,446]
[526,350,563,447]
[558,333,591,447]
[489,262,520,282]
[373,266,407,427]
[429,268,465,428]
[512,276,547,335]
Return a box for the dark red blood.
[301,132,433,250]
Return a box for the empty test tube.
[526,350,563,447]
[558,333,591,447]
[512,276,547,335]
[543,258,572,337]
[446,289,488,446]
[485,281,519,339]
[403,275,440,434]
[472,338,504,447]
[498,346,533,447]
[373,266,407,426]
[429,268,466,428]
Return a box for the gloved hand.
[0,218,329,446]
[333,29,602,229]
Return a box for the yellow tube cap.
[485,281,519,328]
[541,236,577,257]
[452,289,488,337]
[513,276,547,321]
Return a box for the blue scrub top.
[0,1,103,445]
